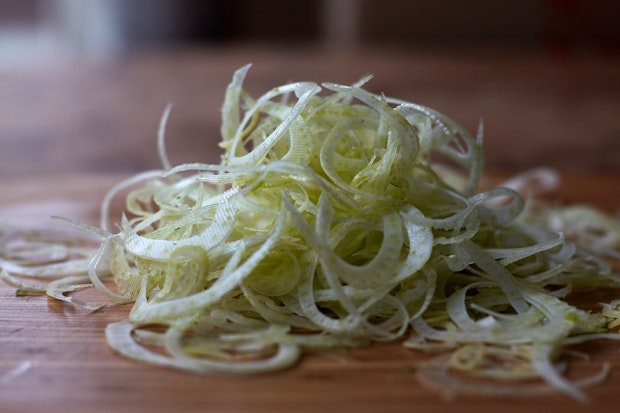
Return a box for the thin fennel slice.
[2,65,620,401]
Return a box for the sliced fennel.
[2,65,620,400]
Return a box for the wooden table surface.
[1,45,620,413]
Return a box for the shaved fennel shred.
[0,227,98,299]
[2,65,620,400]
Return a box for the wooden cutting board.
[1,173,620,413]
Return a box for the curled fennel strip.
[0,227,99,303]
[2,66,620,400]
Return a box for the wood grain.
[1,47,620,413]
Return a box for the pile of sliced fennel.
[2,65,620,401]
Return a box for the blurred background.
[1,0,619,188]
[2,0,619,60]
